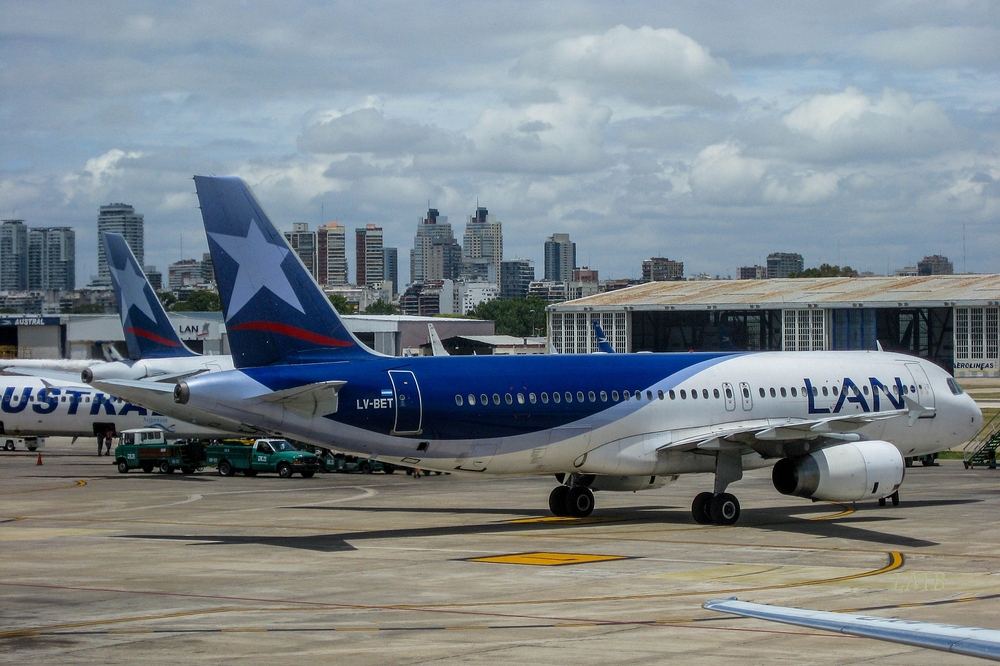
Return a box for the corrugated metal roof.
[550,275,1000,311]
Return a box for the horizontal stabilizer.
[259,380,347,419]
[704,598,1000,662]
[0,367,89,383]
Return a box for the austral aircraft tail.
[193,176,374,367]
[103,232,196,360]
[592,320,615,353]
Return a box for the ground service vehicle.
[317,450,394,474]
[205,439,321,478]
[114,428,203,474]
[2,436,43,452]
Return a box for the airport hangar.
[547,274,1000,378]
[0,313,493,360]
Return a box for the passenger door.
[738,382,753,411]
[722,383,736,411]
[905,363,936,413]
[388,370,423,435]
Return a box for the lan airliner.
[153,176,980,524]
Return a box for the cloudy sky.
[2,1,999,286]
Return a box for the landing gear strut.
[878,490,900,507]
[691,492,741,525]
[548,476,595,518]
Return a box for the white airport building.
[548,275,1000,377]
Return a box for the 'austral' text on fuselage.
[0,386,154,416]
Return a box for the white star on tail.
[109,254,157,323]
[208,218,305,319]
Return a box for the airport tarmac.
[3,439,1000,664]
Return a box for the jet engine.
[588,474,676,492]
[771,440,904,502]
[82,362,145,383]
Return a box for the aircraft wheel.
[548,485,570,516]
[709,493,740,526]
[691,492,714,524]
[159,461,174,474]
[117,460,129,474]
[890,491,900,506]
[566,486,595,518]
[878,497,886,506]
[277,463,293,478]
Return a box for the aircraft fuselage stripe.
[230,321,353,347]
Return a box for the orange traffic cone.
[36,452,42,466]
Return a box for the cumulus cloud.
[689,142,767,204]
[516,25,729,106]
[298,108,463,156]
[782,88,961,161]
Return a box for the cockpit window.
[947,378,964,395]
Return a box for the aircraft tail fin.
[103,232,196,360]
[592,320,615,353]
[193,175,375,368]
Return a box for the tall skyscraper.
[284,222,318,279]
[766,252,804,278]
[168,259,201,290]
[383,247,398,296]
[200,252,214,284]
[0,219,28,291]
[411,207,461,283]
[500,259,535,299]
[462,206,502,283]
[27,227,75,291]
[356,224,384,286]
[544,233,576,282]
[317,222,348,286]
[97,204,143,283]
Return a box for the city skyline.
[4,4,998,288]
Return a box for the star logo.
[109,252,157,323]
[208,217,305,319]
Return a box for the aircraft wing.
[704,598,1000,662]
[259,381,347,418]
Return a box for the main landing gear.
[691,492,741,525]
[548,475,595,518]
[692,448,744,526]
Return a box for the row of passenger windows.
[453,382,916,407]
[2,393,124,404]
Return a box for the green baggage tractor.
[114,428,204,474]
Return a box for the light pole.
[529,309,536,337]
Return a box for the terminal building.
[547,275,1000,377]
[0,313,493,360]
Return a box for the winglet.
[428,324,449,357]
[103,232,196,360]
[193,176,375,367]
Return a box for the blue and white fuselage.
[0,377,230,438]
[179,350,979,477]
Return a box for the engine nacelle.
[588,474,677,492]
[82,361,145,383]
[771,440,904,501]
